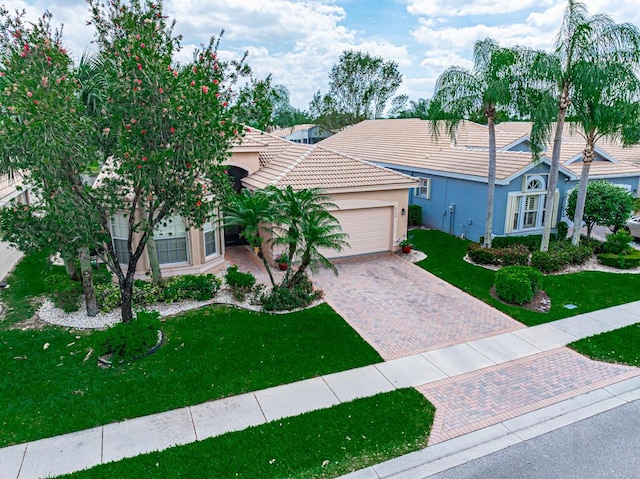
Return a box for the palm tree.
[286,209,349,288]
[568,61,640,245]
[430,38,517,248]
[525,0,640,251]
[269,186,338,285]
[223,189,277,287]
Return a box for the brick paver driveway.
[313,253,524,360]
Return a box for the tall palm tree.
[430,38,517,248]
[223,189,277,287]
[525,0,640,251]
[568,61,640,245]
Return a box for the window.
[523,174,547,192]
[416,178,431,199]
[505,189,560,234]
[109,213,130,264]
[154,215,189,264]
[203,219,217,257]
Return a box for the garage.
[325,206,394,258]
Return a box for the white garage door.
[324,206,393,258]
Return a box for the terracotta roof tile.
[320,119,640,180]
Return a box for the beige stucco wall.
[226,151,261,174]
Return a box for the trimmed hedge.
[482,234,556,252]
[598,251,640,269]
[95,274,222,312]
[408,204,423,227]
[494,266,542,305]
[467,243,529,266]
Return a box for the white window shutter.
[504,195,518,234]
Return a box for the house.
[270,124,333,144]
[105,128,418,279]
[0,172,29,209]
[320,119,640,242]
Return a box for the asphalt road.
[429,399,640,479]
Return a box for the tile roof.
[319,119,640,181]
[240,132,418,192]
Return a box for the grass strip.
[61,389,435,479]
[568,323,640,367]
[0,303,381,447]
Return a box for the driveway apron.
[313,253,524,360]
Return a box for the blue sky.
[7,0,640,110]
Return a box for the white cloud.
[406,0,553,18]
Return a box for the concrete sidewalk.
[1,302,639,479]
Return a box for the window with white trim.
[109,213,130,264]
[523,174,547,192]
[203,219,218,257]
[416,177,431,199]
[154,215,189,264]
[505,188,560,234]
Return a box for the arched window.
[524,175,546,192]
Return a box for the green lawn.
[410,229,640,326]
[0,249,67,324]
[61,389,435,479]
[0,301,382,447]
[569,323,640,367]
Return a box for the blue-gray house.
[321,119,640,242]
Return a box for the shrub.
[603,230,634,255]
[162,274,221,302]
[467,243,529,266]
[225,265,256,301]
[549,241,593,265]
[133,279,162,305]
[494,266,542,305]
[597,250,640,269]
[556,221,569,240]
[44,274,83,312]
[93,265,115,285]
[467,243,500,265]
[498,244,530,266]
[408,204,423,227]
[96,310,161,363]
[261,275,323,312]
[530,250,568,273]
[95,282,121,312]
[489,234,555,252]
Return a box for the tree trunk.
[78,246,98,317]
[483,114,496,249]
[257,247,276,288]
[541,88,569,252]
[63,254,79,281]
[119,273,135,323]
[146,232,162,286]
[571,147,594,246]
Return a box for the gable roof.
[238,129,418,192]
[319,119,640,182]
[270,124,318,137]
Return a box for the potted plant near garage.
[275,252,290,271]
[399,238,413,254]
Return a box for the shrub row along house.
[320,119,640,242]
[102,127,418,279]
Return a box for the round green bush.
[96,310,162,363]
[494,266,542,305]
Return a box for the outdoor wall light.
[401,208,406,215]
